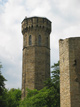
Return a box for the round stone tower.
[21,16,51,99]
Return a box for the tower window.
[38,35,41,45]
[29,35,32,45]
[47,37,49,47]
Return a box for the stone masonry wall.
[59,37,80,107]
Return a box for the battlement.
[21,16,51,35]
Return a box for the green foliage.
[19,61,60,107]
[51,61,60,96]
[19,88,48,107]
[51,61,60,83]
[0,64,6,96]
[26,88,38,98]
[0,88,21,107]
[0,63,7,107]
[6,88,21,107]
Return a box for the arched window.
[29,35,32,45]
[38,35,41,45]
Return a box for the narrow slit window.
[47,37,49,47]
[29,35,32,45]
[38,35,41,45]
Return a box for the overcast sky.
[0,0,80,89]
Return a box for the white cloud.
[0,0,80,89]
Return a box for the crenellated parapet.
[21,16,51,35]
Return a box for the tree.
[7,88,21,107]
[0,63,6,95]
[0,63,7,107]
[44,61,60,107]
[19,61,60,107]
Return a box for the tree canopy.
[0,63,7,107]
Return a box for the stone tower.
[21,16,51,99]
[59,37,80,107]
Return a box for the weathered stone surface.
[21,16,51,99]
[59,37,80,107]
